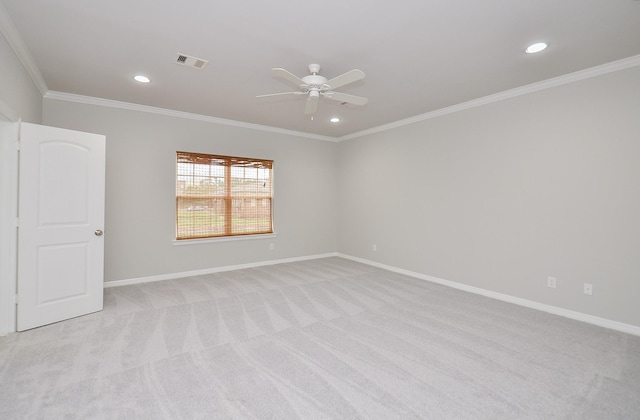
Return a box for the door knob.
[94,229,104,237]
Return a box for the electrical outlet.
[372,244,377,251]
[547,276,557,288]
[583,283,593,295]
[269,243,275,251]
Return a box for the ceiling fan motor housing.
[302,74,328,90]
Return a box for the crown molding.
[5,0,638,145]
[0,1,48,96]
[43,91,337,142]
[44,54,640,143]
[339,54,640,142]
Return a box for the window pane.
[176,151,273,239]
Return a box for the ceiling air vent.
[176,53,208,70]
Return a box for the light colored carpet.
[1,257,639,419]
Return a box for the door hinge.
[14,294,18,305]
[15,217,19,228]
[15,141,21,151]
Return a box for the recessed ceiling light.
[525,42,548,54]
[134,75,150,83]
[330,117,340,123]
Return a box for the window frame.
[175,151,274,241]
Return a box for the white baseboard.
[103,252,339,288]
[337,253,640,337]
[104,251,640,337]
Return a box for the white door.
[17,123,105,331]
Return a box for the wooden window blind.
[176,151,273,240]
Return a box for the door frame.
[0,100,20,336]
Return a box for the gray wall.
[338,66,640,327]
[43,99,338,282]
[0,30,41,122]
[41,63,640,328]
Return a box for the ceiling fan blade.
[322,91,369,106]
[304,95,319,115]
[325,69,365,90]
[256,91,305,99]
[272,68,306,87]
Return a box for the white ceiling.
[2,0,640,138]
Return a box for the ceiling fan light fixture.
[525,42,548,54]
[330,117,340,123]
[134,75,150,83]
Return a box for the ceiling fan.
[257,64,368,115]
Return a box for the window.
[176,151,273,240]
